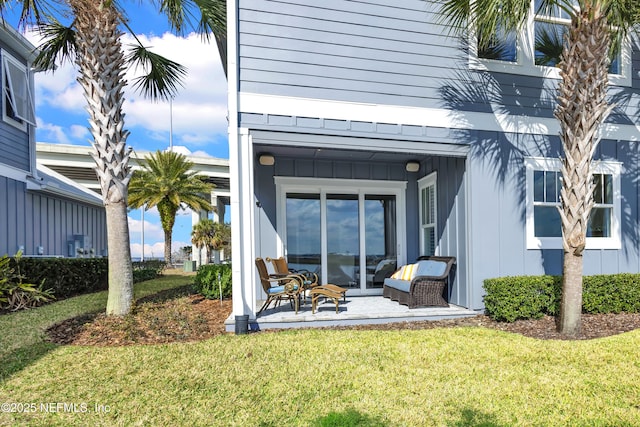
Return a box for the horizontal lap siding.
[239,0,463,109]
[0,124,29,171]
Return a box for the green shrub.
[133,269,159,283]
[483,275,560,322]
[583,274,640,314]
[484,273,640,322]
[1,252,55,311]
[133,260,166,276]
[10,257,108,299]
[193,263,232,299]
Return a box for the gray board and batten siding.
[0,175,107,258]
[238,0,639,122]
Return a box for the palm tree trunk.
[105,203,133,315]
[555,5,612,337]
[71,0,134,315]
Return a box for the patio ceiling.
[256,144,425,164]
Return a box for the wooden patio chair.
[255,257,304,315]
[266,256,319,301]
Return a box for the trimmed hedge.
[132,260,167,284]
[484,274,640,322]
[11,257,108,299]
[193,263,232,299]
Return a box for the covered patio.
[225,296,479,332]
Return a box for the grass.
[2,275,640,426]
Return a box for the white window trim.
[468,1,632,87]
[418,172,438,256]
[275,177,408,293]
[2,50,36,130]
[525,157,622,250]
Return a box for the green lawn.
[2,276,640,426]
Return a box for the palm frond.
[125,44,187,102]
[32,21,77,72]
[439,0,530,51]
[534,25,564,67]
[191,0,226,41]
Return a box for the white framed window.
[2,51,36,130]
[525,157,621,250]
[418,172,437,256]
[469,0,630,86]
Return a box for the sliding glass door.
[278,178,405,295]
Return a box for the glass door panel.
[286,194,321,279]
[365,195,397,289]
[326,194,359,289]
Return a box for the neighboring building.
[227,1,640,321]
[0,23,106,257]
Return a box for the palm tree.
[191,219,231,264]
[128,150,214,265]
[439,0,640,336]
[6,0,225,315]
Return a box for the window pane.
[327,194,359,288]
[365,195,397,289]
[587,207,611,237]
[534,22,566,67]
[593,173,603,204]
[534,205,562,237]
[478,27,517,62]
[423,227,435,257]
[545,171,559,203]
[604,174,613,204]
[534,171,545,202]
[286,194,321,278]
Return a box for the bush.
[484,273,640,322]
[483,275,560,322]
[10,257,108,299]
[132,260,167,284]
[193,263,232,299]
[1,252,55,311]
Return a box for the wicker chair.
[266,256,319,301]
[383,256,456,308]
[255,258,304,314]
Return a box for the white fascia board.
[239,92,640,142]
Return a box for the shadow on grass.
[449,408,506,427]
[0,341,59,381]
[311,409,386,427]
[0,284,195,381]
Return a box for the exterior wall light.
[259,154,275,166]
[405,161,420,172]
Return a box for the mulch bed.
[45,291,640,346]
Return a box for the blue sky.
[5,3,229,260]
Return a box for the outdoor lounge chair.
[255,258,304,314]
[266,256,319,301]
[383,256,456,308]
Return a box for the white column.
[230,128,256,318]
[211,193,221,264]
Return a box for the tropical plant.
[128,150,214,265]
[438,0,640,336]
[7,0,225,315]
[0,252,54,311]
[191,219,231,264]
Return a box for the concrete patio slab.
[225,295,480,332]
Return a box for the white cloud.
[36,120,72,144]
[128,216,164,240]
[130,240,192,259]
[28,28,227,153]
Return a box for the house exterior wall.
[0,45,31,172]
[0,175,107,257]
[231,0,640,315]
